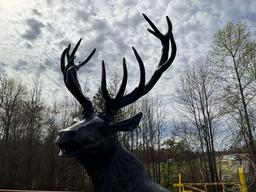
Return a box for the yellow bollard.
[238,166,248,192]
[173,174,184,192]
[172,174,192,192]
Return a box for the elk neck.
[76,141,148,191]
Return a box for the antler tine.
[115,58,128,99]
[65,39,82,67]
[61,39,96,118]
[156,16,176,71]
[70,38,82,59]
[167,17,176,66]
[66,44,71,60]
[101,60,112,103]
[144,14,170,68]
[106,14,176,111]
[132,47,145,90]
[78,49,96,69]
[60,48,68,75]
[142,13,162,38]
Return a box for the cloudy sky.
[0,0,256,114]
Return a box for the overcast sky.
[0,0,256,115]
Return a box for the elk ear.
[111,112,142,132]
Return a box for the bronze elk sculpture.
[55,14,176,192]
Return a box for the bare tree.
[174,59,221,191]
[213,21,256,162]
[0,74,25,187]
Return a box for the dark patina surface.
[55,14,176,192]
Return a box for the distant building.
[217,154,249,182]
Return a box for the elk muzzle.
[55,130,81,158]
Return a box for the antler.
[60,38,96,119]
[101,14,176,114]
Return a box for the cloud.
[1,0,256,118]
[0,62,9,74]
[21,18,45,41]
[32,9,42,16]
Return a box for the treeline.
[0,74,84,190]
[0,73,174,191]
[172,21,256,191]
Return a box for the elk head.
[55,14,176,159]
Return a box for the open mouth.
[57,142,81,158]
[55,136,113,158]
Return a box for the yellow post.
[173,174,184,192]
[172,174,192,192]
[179,174,183,192]
[238,166,247,192]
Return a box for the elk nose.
[55,130,77,144]
[59,129,77,136]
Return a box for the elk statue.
[55,14,176,192]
